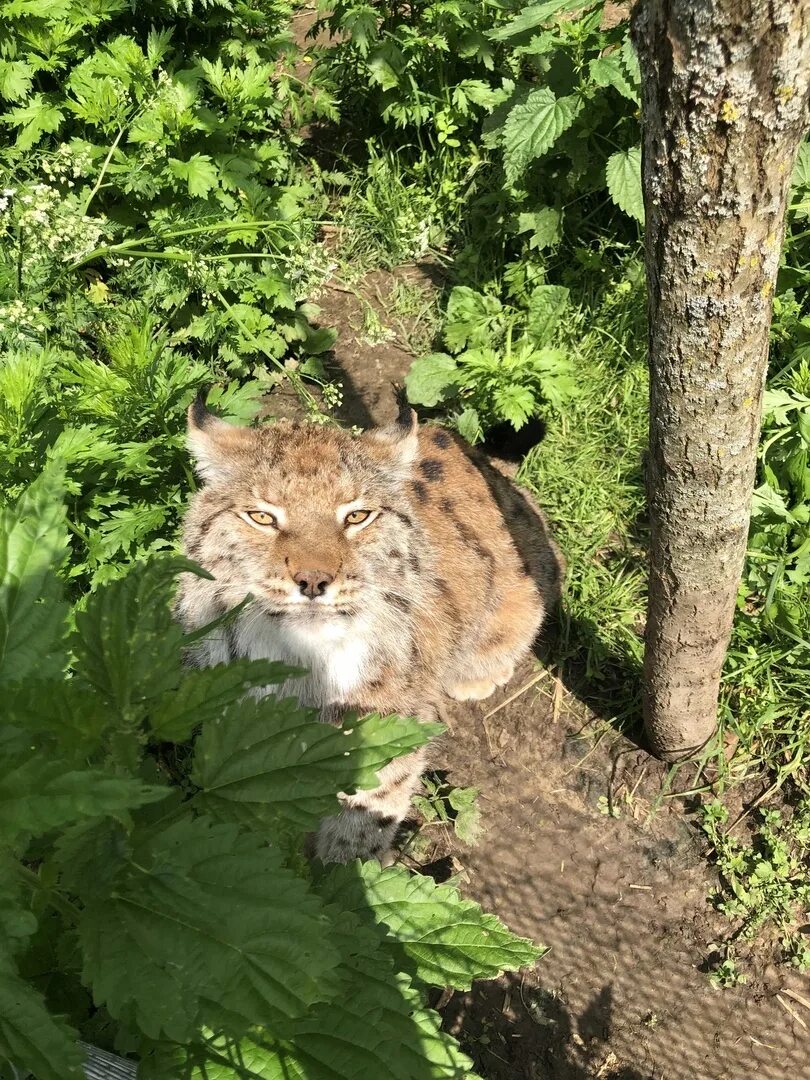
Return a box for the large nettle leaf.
[140,908,476,1080]
[0,465,69,684]
[606,145,644,222]
[79,817,341,1043]
[321,862,544,989]
[193,697,440,834]
[501,88,583,186]
[0,728,167,846]
[149,658,300,742]
[0,957,85,1080]
[71,556,203,719]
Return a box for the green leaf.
[791,142,810,217]
[526,284,570,343]
[2,94,64,150]
[0,957,84,1080]
[150,659,299,742]
[72,557,195,718]
[193,700,440,834]
[169,153,219,198]
[447,787,483,845]
[141,907,475,1080]
[494,384,536,429]
[0,59,33,101]
[455,408,483,445]
[589,53,638,102]
[489,0,595,41]
[0,728,168,845]
[620,34,642,85]
[444,286,503,350]
[502,89,583,185]
[606,145,644,222]
[0,466,68,684]
[405,354,460,408]
[516,206,562,250]
[80,817,341,1042]
[322,863,544,989]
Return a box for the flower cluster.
[1,181,109,272]
[41,142,94,185]
[0,298,47,345]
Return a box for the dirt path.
[272,268,809,1080]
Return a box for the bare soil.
[269,268,809,1079]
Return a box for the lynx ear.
[187,391,249,482]
[365,391,419,465]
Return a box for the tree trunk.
[632,0,810,760]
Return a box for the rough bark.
[632,0,810,760]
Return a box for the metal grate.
[80,1043,137,1080]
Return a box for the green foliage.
[406,282,577,438]
[413,774,483,845]
[1,474,541,1079]
[0,0,346,584]
[702,800,810,973]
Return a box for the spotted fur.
[178,402,564,862]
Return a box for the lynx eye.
[246,510,276,527]
[344,509,371,526]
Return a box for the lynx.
[178,396,563,863]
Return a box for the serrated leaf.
[150,659,299,742]
[72,557,196,718]
[606,145,644,222]
[444,286,503,350]
[3,94,64,150]
[494,384,536,429]
[0,957,84,1080]
[526,284,570,344]
[193,700,440,834]
[0,728,168,845]
[791,142,810,217]
[322,863,544,989]
[405,354,460,408]
[455,407,483,445]
[502,88,582,185]
[517,206,562,250]
[620,34,641,85]
[0,59,33,101]
[169,153,219,198]
[589,53,637,102]
[0,466,69,684]
[80,817,340,1042]
[141,904,475,1080]
[489,0,595,41]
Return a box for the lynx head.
[184,396,422,621]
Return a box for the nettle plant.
[484,0,643,240]
[0,0,338,377]
[312,0,511,146]
[0,468,541,1080]
[405,282,578,441]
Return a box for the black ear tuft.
[391,383,416,431]
[190,386,213,430]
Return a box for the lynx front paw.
[447,677,498,702]
[315,808,399,864]
[447,663,514,702]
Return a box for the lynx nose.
[293,569,334,599]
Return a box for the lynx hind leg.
[315,750,425,864]
[446,587,544,703]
